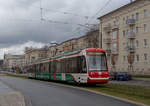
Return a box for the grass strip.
[3,72,27,79]
[133,75,150,78]
[82,84,150,105]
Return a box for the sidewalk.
[0,80,26,106]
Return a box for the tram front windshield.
[87,52,107,71]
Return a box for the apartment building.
[3,54,25,72]
[25,47,48,64]
[47,44,58,57]
[85,29,99,48]
[0,60,3,71]
[61,38,78,52]
[98,0,150,75]
[77,29,99,49]
[46,29,99,58]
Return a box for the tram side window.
[36,64,39,73]
[44,63,48,73]
[51,61,56,73]
[51,61,54,73]
[77,56,87,73]
[30,66,33,73]
[37,64,40,73]
[56,60,61,73]
[31,66,34,73]
[33,65,36,72]
[39,63,43,73]
[49,62,51,73]
[71,57,77,73]
[43,64,45,73]
[42,63,46,73]
[45,62,49,73]
[61,59,66,73]
[69,58,73,73]
[28,66,31,73]
[29,66,31,73]
[65,58,69,73]
[42,63,45,73]
[40,64,42,73]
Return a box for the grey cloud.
[0,0,131,49]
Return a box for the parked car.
[116,72,132,81]
[109,72,117,80]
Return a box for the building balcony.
[126,19,136,26]
[125,32,136,39]
[106,48,111,55]
[103,38,112,44]
[103,26,111,33]
[111,25,119,30]
[125,46,136,53]
[111,50,118,55]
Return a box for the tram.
[27,48,109,84]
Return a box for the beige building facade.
[25,47,48,64]
[3,54,25,72]
[47,44,58,57]
[98,0,150,75]
[47,30,99,58]
[77,29,99,50]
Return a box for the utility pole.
[100,21,103,48]
[40,0,44,21]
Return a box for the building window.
[132,14,135,19]
[136,27,139,33]
[107,56,111,64]
[144,24,147,32]
[136,12,139,21]
[136,54,139,62]
[114,20,118,26]
[126,16,129,20]
[126,16,129,24]
[144,9,147,17]
[123,43,126,49]
[123,17,125,24]
[126,29,129,35]
[123,56,126,62]
[131,27,134,32]
[144,53,148,61]
[136,40,139,48]
[112,31,117,40]
[112,43,117,51]
[144,39,147,47]
[123,30,125,37]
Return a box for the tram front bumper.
[87,77,109,83]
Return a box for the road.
[0,76,137,106]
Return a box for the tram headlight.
[98,72,102,76]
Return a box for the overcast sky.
[0,0,132,59]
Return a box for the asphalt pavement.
[0,76,138,106]
[0,78,25,106]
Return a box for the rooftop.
[98,0,139,20]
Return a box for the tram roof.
[84,48,105,52]
[31,49,82,64]
[30,48,105,64]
